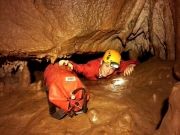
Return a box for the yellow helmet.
[102,49,121,68]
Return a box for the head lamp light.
[110,62,119,69]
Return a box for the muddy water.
[0,58,176,135]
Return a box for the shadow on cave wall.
[156,98,169,129]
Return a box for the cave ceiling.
[0,0,175,62]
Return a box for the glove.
[59,60,73,70]
[123,64,136,76]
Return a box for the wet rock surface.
[0,0,175,62]
[155,82,180,135]
[0,58,177,135]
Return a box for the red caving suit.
[71,58,138,80]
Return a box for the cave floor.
[0,57,176,135]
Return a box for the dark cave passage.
[26,50,153,84]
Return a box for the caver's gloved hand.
[59,60,73,70]
[123,64,136,76]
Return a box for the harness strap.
[68,88,88,114]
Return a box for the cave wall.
[155,83,180,135]
[0,0,176,62]
[174,0,180,80]
[175,0,180,61]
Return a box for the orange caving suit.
[71,58,138,80]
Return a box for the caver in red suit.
[71,58,138,80]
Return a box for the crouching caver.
[44,64,89,120]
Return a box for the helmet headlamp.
[110,62,119,69]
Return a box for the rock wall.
[155,83,180,135]
[0,0,176,62]
[174,0,180,80]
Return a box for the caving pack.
[44,64,89,119]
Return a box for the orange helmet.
[102,49,121,68]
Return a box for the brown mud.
[0,57,177,135]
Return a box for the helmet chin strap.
[98,66,102,78]
[98,60,104,78]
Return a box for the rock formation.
[155,83,180,135]
[0,0,176,63]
